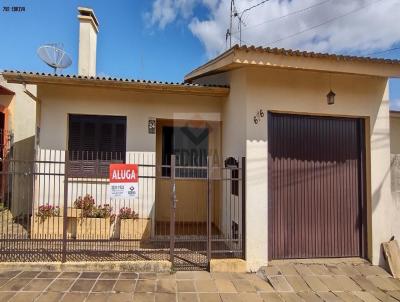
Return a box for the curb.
[0,260,172,272]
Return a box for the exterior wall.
[38,85,222,151]
[389,113,400,240]
[195,70,246,244]
[220,70,246,250]
[36,84,223,229]
[242,67,393,270]
[0,76,36,154]
[196,66,394,271]
[0,76,36,217]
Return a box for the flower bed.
[73,194,95,214]
[76,217,111,239]
[74,196,112,239]
[119,218,150,240]
[31,204,63,239]
[117,207,150,240]
[31,216,64,239]
[0,206,13,222]
[66,208,82,218]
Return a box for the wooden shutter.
[100,122,113,154]
[69,118,82,157]
[68,114,127,178]
[82,121,96,152]
[114,123,126,159]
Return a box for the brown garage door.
[268,112,366,260]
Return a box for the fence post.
[169,155,176,266]
[207,156,212,265]
[241,157,246,260]
[29,149,36,241]
[61,151,69,263]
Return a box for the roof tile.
[2,70,229,89]
[234,44,400,64]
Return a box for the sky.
[1,0,400,107]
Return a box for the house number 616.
[254,109,264,124]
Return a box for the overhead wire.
[367,46,400,56]
[265,0,386,46]
[231,0,332,35]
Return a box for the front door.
[155,119,221,270]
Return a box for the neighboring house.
[0,75,36,218]
[2,6,400,271]
[0,77,36,157]
[390,111,400,214]
[0,83,13,152]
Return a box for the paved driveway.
[0,262,399,301]
[258,262,400,301]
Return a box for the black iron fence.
[0,150,245,270]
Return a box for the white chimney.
[77,7,99,77]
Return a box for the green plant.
[118,207,139,219]
[74,195,95,211]
[83,204,112,218]
[0,203,6,212]
[36,204,60,222]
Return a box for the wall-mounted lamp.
[327,90,336,105]
[327,74,335,105]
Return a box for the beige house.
[185,46,400,269]
[2,7,400,271]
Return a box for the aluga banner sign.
[109,164,139,198]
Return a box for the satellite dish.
[37,43,72,74]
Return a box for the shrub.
[83,204,112,218]
[97,204,112,218]
[74,195,95,211]
[118,207,139,220]
[36,204,60,222]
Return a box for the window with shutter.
[68,114,127,178]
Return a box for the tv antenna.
[37,43,72,74]
[226,0,236,48]
[226,0,270,48]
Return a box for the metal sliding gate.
[0,151,245,271]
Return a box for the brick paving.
[0,262,399,301]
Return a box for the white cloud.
[146,0,198,29]
[189,18,227,56]
[146,0,400,58]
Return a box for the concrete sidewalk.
[0,262,399,301]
